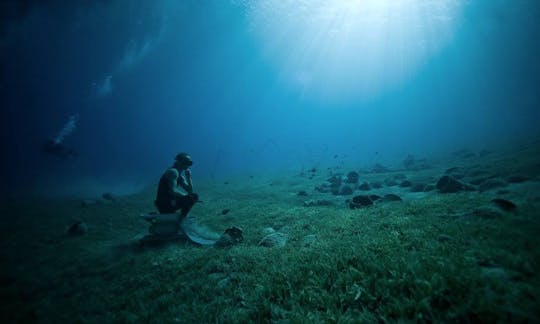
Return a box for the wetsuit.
[155,168,196,216]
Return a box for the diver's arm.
[184,169,194,193]
[165,169,188,197]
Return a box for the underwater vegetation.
[1,142,539,323]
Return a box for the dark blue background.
[1,0,539,198]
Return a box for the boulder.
[384,178,398,187]
[394,173,407,180]
[345,171,359,184]
[491,198,517,212]
[436,175,473,193]
[358,182,371,191]
[372,163,390,173]
[65,221,88,236]
[214,226,244,248]
[370,181,383,189]
[349,195,373,209]
[399,180,412,188]
[506,175,530,183]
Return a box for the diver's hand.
[184,168,191,178]
[188,192,199,203]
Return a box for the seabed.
[1,142,540,323]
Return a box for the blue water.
[1,0,539,197]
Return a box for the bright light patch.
[242,0,464,103]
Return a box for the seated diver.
[155,152,199,217]
[143,152,243,245]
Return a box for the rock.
[315,184,330,193]
[345,171,359,184]
[438,234,453,242]
[384,178,398,187]
[80,199,99,208]
[436,175,473,193]
[369,194,382,202]
[65,221,88,236]
[304,200,334,207]
[349,195,373,209]
[258,232,287,248]
[394,173,407,180]
[297,190,308,197]
[221,209,231,215]
[478,178,507,192]
[403,155,416,169]
[381,194,402,202]
[491,198,517,212]
[467,169,488,177]
[215,226,244,248]
[338,185,353,195]
[358,182,371,191]
[372,163,390,173]
[327,175,342,187]
[506,175,529,183]
[102,192,115,201]
[423,184,435,192]
[399,180,412,188]
[410,183,426,192]
[302,234,317,247]
[371,181,383,189]
[262,227,276,235]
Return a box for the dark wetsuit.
[155,168,195,216]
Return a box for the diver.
[155,153,199,220]
[43,114,79,159]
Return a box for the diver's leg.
[177,196,196,220]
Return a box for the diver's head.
[174,152,193,170]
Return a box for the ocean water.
[1,0,538,197]
[1,0,540,322]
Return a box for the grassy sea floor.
[1,145,540,323]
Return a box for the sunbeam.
[245,0,464,103]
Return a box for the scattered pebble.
[302,234,317,247]
[491,198,517,212]
[65,221,88,236]
[304,200,334,207]
[102,193,115,201]
[438,234,453,242]
[259,232,287,248]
